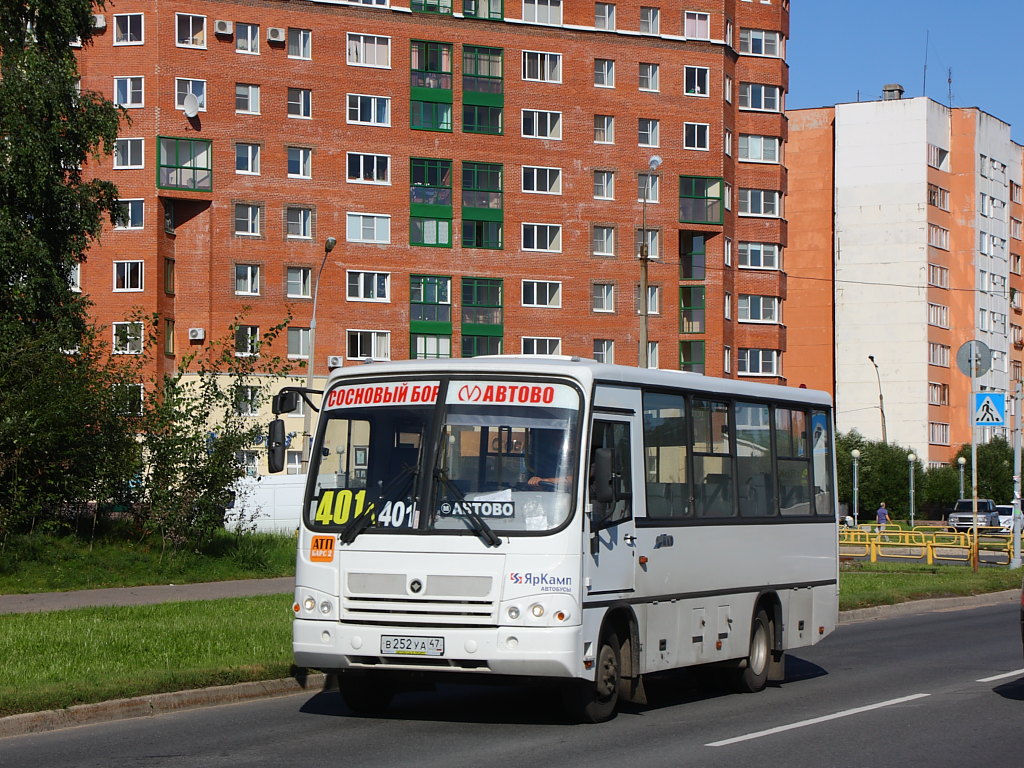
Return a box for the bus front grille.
[342,596,496,625]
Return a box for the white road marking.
[976,668,1024,683]
[705,694,931,747]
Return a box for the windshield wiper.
[433,469,501,548]
[338,462,418,545]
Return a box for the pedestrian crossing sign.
[974,393,1006,426]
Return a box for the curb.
[2,590,1019,739]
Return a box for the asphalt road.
[1,601,1021,768]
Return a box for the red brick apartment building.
[77,0,790,383]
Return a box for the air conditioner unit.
[92,14,106,30]
[267,27,286,43]
[214,19,233,36]
[326,355,344,369]
[188,328,206,341]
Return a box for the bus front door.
[585,417,637,596]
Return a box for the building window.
[680,340,704,374]
[595,2,616,29]
[113,76,143,108]
[463,46,503,93]
[347,153,390,185]
[462,276,503,328]
[464,0,504,20]
[592,225,615,256]
[928,224,950,250]
[287,147,312,178]
[723,345,731,374]
[523,51,561,82]
[929,422,950,446]
[594,170,615,199]
[287,88,311,118]
[114,13,143,45]
[638,118,659,147]
[684,66,709,96]
[927,183,950,211]
[113,137,144,169]
[594,59,615,87]
[522,280,561,307]
[739,134,779,162]
[684,11,710,39]
[522,337,561,355]
[639,62,659,92]
[928,263,949,288]
[679,233,706,280]
[594,339,614,363]
[411,274,452,321]
[593,283,615,312]
[927,143,949,170]
[638,173,659,203]
[288,28,312,59]
[175,13,205,48]
[235,83,260,114]
[174,78,206,112]
[928,302,949,328]
[233,326,259,357]
[412,0,453,13]
[680,286,705,333]
[928,342,950,367]
[679,176,723,224]
[462,220,503,249]
[635,284,660,315]
[348,271,390,302]
[737,242,780,271]
[738,294,779,323]
[234,204,261,237]
[113,322,144,355]
[413,217,453,247]
[288,327,310,359]
[411,157,453,247]
[635,228,660,259]
[523,0,562,25]
[163,258,175,293]
[684,123,709,150]
[114,261,143,291]
[234,264,260,295]
[594,115,614,144]
[724,291,731,319]
[412,101,453,131]
[287,267,311,298]
[1012,182,1023,204]
[463,105,503,134]
[347,33,391,68]
[236,22,259,54]
[235,143,260,175]
[412,334,452,359]
[739,188,780,217]
[739,348,779,376]
[346,213,391,244]
[522,223,561,252]
[928,382,949,406]
[462,161,503,210]
[69,263,81,292]
[164,319,174,356]
[739,83,781,111]
[115,199,144,229]
[739,28,781,56]
[522,166,561,194]
[286,207,312,239]
[348,330,390,360]
[523,109,562,139]
[639,6,660,34]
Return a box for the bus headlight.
[507,606,520,620]
[303,597,316,612]
[530,603,545,618]
[319,600,333,615]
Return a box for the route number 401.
[313,490,415,529]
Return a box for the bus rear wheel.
[562,630,621,723]
[730,608,772,693]
[339,671,394,715]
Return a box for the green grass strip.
[839,561,1022,610]
[0,595,293,717]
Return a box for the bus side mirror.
[591,448,616,504]
[267,419,286,473]
[273,390,300,415]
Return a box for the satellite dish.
[182,93,200,118]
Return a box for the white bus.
[267,357,838,722]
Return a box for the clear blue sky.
[787,1,1024,143]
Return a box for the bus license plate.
[380,635,444,657]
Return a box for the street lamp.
[851,448,861,527]
[301,236,337,472]
[638,154,662,369]
[957,456,966,499]
[907,453,916,528]
[868,355,888,443]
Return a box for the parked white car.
[997,504,1015,534]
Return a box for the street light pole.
[638,154,661,369]
[851,448,860,527]
[907,453,916,528]
[957,455,966,499]
[301,236,336,473]
[868,355,887,443]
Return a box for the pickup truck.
[946,499,1000,531]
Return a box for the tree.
[835,430,921,520]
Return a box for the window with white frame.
[723,345,731,374]
[724,129,733,156]
[523,0,563,25]
[594,170,615,199]
[235,143,260,175]
[114,261,143,291]
[593,339,614,363]
[594,115,614,143]
[928,342,950,366]
[724,74,733,102]
[724,237,732,266]
[684,11,710,38]
[175,13,205,48]
[638,173,659,202]
[286,207,312,239]
[348,271,390,301]
[1012,218,1022,240]
[235,83,260,114]
[523,109,562,139]
[929,422,950,446]
[639,62,659,91]
[522,166,562,194]
[927,183,949,210]
[595,3,615,29]
[739,134,779,162]
[288,28,312,59]
[114,138,143,169]
[522,337,561,355]
[1013,182,1023,204]
[114,13,143,45]
[724,291,732,319]
[928,224,949,249]
[347,33,390,67]
[593,282,614,311]
[646,341,659,368]
[738,294,779,323]
[927,143,949,170]
[635,228,660,259]
[638,118,659,147]
[287,146,312,178]
[115,199,144,229]
[346,213,390,243]
[739,348,778,376]
[288,327,310,359]
[287,87,312,118]
[287,267,311,297]
[992,312,1007,334]
[739,82,780,111]
[523,51,561,82]
[928,382,949,405]
[236,23,259,54]
[234,204,261,236]
[739,28,781,56]
[522,280,562,307]
[978,308,990,332]
[684,66,709,96]
[235,325,260,357]
[69,263,81,292]
[175,78,206,111]
[235,264,260,295]
[592,225,615,256]
[594,58,615,87]
[634,284,660,314]
[522,223,561,252]
[113,322,143,354]
[347,329,390,360]
[347,153,390,185]
[928,263,949,288]
[639,6,660,33]
[739,189,780,217]
[113,76,143,107]
[286,451,303,474]
[684,122,709,150]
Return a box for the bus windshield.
[306,378,581,537]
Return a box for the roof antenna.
[922,30,929,97]
[947,67,953,108]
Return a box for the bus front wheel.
[562,630,621,723]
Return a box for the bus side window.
[589,420,632,529]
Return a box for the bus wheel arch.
[562,605,638,722]
[731,593,783,693]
